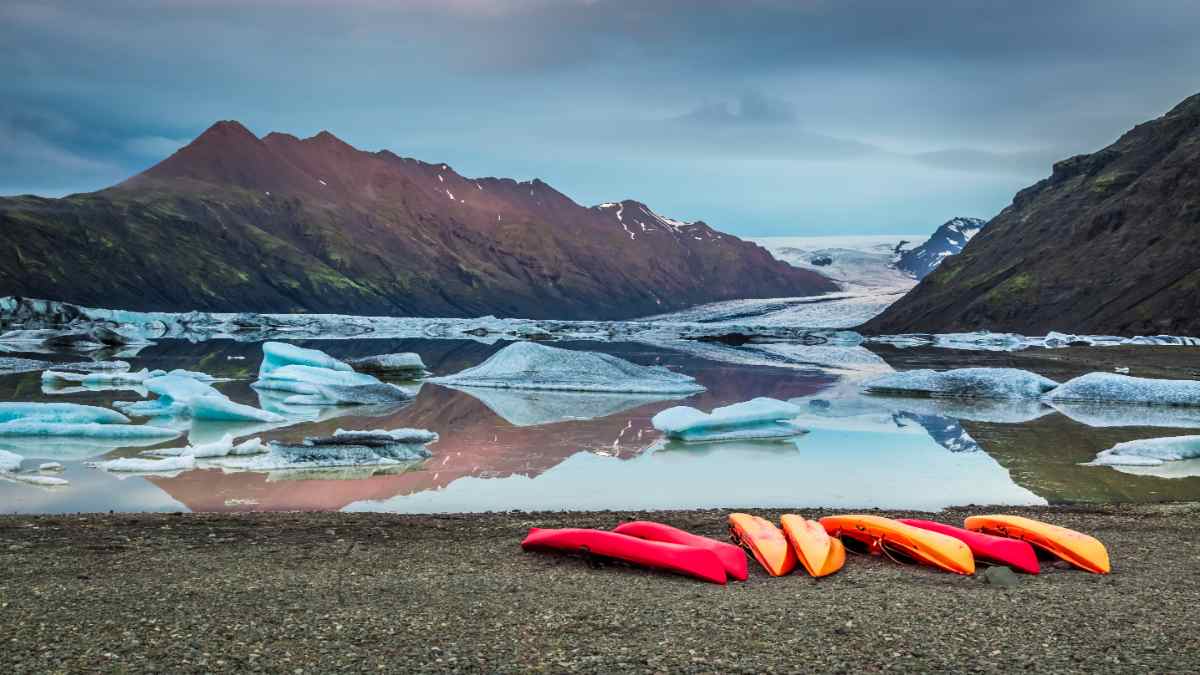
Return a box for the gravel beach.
[2,503,1197,673]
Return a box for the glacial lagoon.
[2,337,1199,514]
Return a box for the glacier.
[652,397,805,442]
[864,368,1058,400]
[428,342,705,394]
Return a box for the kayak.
[780,514,845,577]
[728,513,796,576]
[899,518,1039,574]
[613,521,748,581]
[820,514,975,575]
[964,515,1110,574]
[521,527,728,584]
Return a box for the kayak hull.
[899,519,1040,574]
[728,513,796,576]
[781,514,844,577]
[820,514,975,575]
[521,528,727,584]
[614,521,748,581]
[964,515,1110,574]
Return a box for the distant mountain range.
[866,92,1200,336]
[894,217,986,280]
[0,121,834,319]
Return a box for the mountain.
[864,92,1200,336]
[0,121,835,319]
[894,217,986,280]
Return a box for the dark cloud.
[1,0,1198,234]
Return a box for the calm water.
[2,338,1199,514]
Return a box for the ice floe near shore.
[429,342,705,394]
[1088,435,1200,469]
[864,368,1058,400]
[653,398,804,442]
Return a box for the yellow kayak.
[965,515,1110,574]
[820,514,975,575]
[780,514,845,577]
[728,513,796,576]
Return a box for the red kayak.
[899,519,1040,574]
[613,521,749,581]
[521,528,727,584]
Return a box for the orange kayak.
[780,514,845,577]
[728,513,796,576]
[964,515,1110,574]
[820,514,975,575]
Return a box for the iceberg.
[165,369,219,382]
[1045,373,1200,407]
[0,421,181,440]
[0,402,130,425]
[0,357,53,374]
[55,360,131,372]
[191,394,285,423]
[652,397,805,442]
[145,434,266,458]
[864,368,1058,400]
[42,367,162,385]
[346,352,429,377]
[253,364,382,396]
[0,449,21,472]
[259,341,353,377]
[92,455,196,473]
[209,428,434,472]
[0,471,69,487]
[1088,435,1200,467]
[427,342,705,394]
[117,374,222,417]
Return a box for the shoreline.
[3,503,1197,672]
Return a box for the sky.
[2,0,1198,236]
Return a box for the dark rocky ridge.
[865,92,1200,336]
[0,121,835,319]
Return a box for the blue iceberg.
[652,397,805,442]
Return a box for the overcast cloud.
[2,0,1197,234]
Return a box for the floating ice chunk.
[865,368,1058,400]
[0,471,69,487]
[0,421,180,440]
[92,455,195,473]
[0,357,52,374]
[191,394,284,422]
[166,369,219,382]
[345,352,428,377]
[259,341,353,377]
[889,398,1054,424]
[331,428,439,445]
[253,364,382,396]
[118,374,222,417]
[55,360,131,372]
[1088,435,1200,467]
[1045,373,1200,407]
[0,449,21,471]
[282,382,412,406]
[653,397,804,442]
[428,342,705,394]
[38,462,63,472]
[145,434,266,458]
[0,402,130,425]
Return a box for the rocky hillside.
[0,121,834,319]
[894,217,986,280]
[864,92,1200,336]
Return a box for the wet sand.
[2,503,1197,673]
